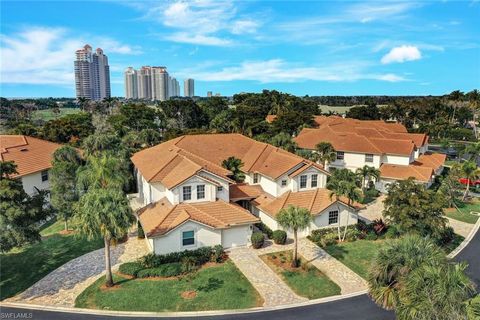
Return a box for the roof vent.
[20,148,28,152]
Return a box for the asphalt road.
[1,228,478,320]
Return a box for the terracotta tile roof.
[0,135,64,178]
[256,189,363,219]
[288,162,325,177]
[132,134,328,187]
[229,183,266,200]
[380,164,434,183]
[137,198,260,237]
[412,152,446,172]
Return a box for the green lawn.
[40,218,66,237]
[324,240,385,279]
[32,108,81,121]
[260,250,340,299]
[0,232,102,300]
[445,200,480,224]
[75,261,262,311]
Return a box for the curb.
[0,290,368,318]
[447,217,480,259]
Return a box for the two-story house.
[293,117,445,192]
[0,135,63,198]
[132,133,362,254]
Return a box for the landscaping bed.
[75,260,262,311]
[259,250,340,299]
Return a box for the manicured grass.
[445,200,480,224]
[324,240,385,279]
[75,261,262,311]
[39,218,66,237]
[0,233,103,300]
[32,108,81,121]
[260,250,340,299]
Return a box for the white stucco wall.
[382,154,411,166]
[151,220,222,255]
[258,202,358,238]
[328,152,382,171]
[292,167,328,192]
[174,176,217,204]
[221,225,253,248]
[197,171,230,202]
[20,171,51,196]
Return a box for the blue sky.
[1,0,479,98]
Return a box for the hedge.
[140,246,213,268]
[136,262,183,278]
[255,222,273,239]
[118,262,143,277]
[272,230,287,245]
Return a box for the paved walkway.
[228,245,307,307]
[7,232,149,307]
[447,217,475,238]
[358,195,385,223]
[297,239,368,294]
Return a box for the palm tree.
[396,262,475,320]
[75,188,134,287]
[465,142,480,162]
[447,90,465,125]
[368,235,446,310]
[461,161,480,201]
[221,156,246,183]
[270,132,298,153]
[314,142,336,169]
[77,155,129,192]
[276,205,312,267]
[341,182,361,242]
[77,97,89,112]
[356,166,370,192]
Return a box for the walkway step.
[298,239,368,295]
[228,247,307,307]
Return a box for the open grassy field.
[0,220,102,300]
[75,261,262,311]
[260,250,340,299]
[32,108,81,121]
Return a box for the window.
[197,185,205,199]
[41,170,49,182]
[183,186,192,201]
[253,173,259,184]
[217,186,223,192]
[182,231,195,246]
[300,175,307,189]
[281,179,287,187]
[336,152,344,160]
[311,174,318,188]
[365,154,374,163]
[328,211,339,224]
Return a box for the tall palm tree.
[77,97,89,112]
[314,142,336,169]
[356,166,370,192]
[368,235,446,310]
[465,142,480,162]
[461,161,480,201]
[221,156,246,183]
[397,262,475,320]
[270,132,298,153]
[77,155,129,192]
[341,182,362,242]
[75,188,134,287]
[276,205,312,267]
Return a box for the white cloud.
[0,27,140,85]
[179,59,406,83]
[140,0,262,46]
[381,45,422,64]
[348,2,420,23]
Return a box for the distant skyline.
[1,1,479,98]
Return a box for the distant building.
[124,67,138,99]
[207,91,212,97]
[74,44,111,101]
[184,78,194,97]
[169,76,180,98]
[137,66,152,100]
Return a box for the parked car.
[458,178,480,186]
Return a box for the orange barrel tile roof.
[379,164,434,183]
[137,198,260,237]
[229,183,267,201]
[256,189,364,219]
[0,135,64,178]
[412,152,447,172]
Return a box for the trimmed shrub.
[365,231,378,241]
[140,246,215,268]
[211,245,225,263]
[345,228,362,242]
[384,224,400,239]
[118,262,143,278]
[255,222,273,239]
[136,262,183,278]
[181,256,198,274]
[272,230,287,245]
[251,232,264,249]
[137,221,145,239]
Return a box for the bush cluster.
[272,230,287,245]
[136,262,183,278]
[140,246,214,268]
[255,222,273,239]
[251,232,264,249]
[118,262,143,277]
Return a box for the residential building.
[207,91,213,97]
[0,135,64,197]
[124,67,138,99]
[168,76,180,98]
[184,78,194,97]
[131,133,361,254]
[137,66,152,100]
[74,44,111,101]
[293,116,446,192]
[151,67,169,101]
